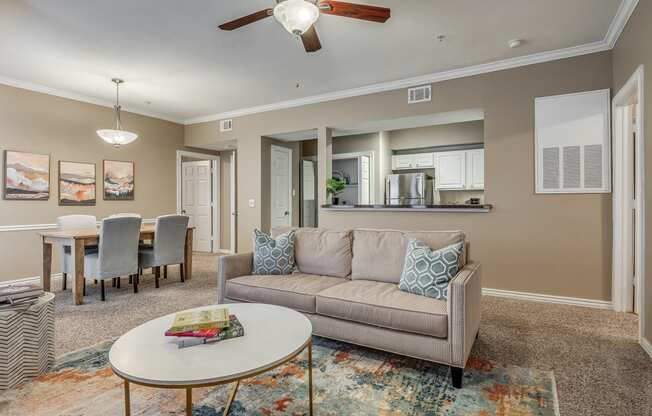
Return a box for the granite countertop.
[320,204,492,212]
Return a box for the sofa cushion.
[399,240,464,300]
[225,273,347,314]
[272,227,352,278]
[252,228,296,275]
[351,229,465,284]
[316,280,448,338]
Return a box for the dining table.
[38,224,195,305]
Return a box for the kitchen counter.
[320,204,492,213]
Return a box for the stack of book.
[0,284,44,311]
[165,307,244,349]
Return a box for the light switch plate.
[248,198,255,208]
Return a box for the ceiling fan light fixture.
[96,78,138,148]
[273,0,320,35]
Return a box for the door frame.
[612,65,645,340]
[176,150,221,253]
[332,151,376,204]
[230,151,237,253]
[299,156,318,227]
[270,145,293,227]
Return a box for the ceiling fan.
[218,0,391,53]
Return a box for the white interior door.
[182,160,212,252]
[271,145,292,228]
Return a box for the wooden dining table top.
[38,224,195,240]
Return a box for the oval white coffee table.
[109,303,313,416]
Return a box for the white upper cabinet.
[392,153,435,170]
[436,151,466,189]
[466,149,485,189]
[392,154,414,170]
[413,153,435,168]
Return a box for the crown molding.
[0,75,185,124]
[605,0,639,48]
[184,40,611,125]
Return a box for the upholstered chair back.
[153,214,189,265]
[97,216,142,277]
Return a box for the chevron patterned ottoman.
[0,293,55,390]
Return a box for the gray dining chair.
[64,216,142,301]
[138,214,189,288]
[57,215,97,291]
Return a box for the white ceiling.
[0,0,625,123]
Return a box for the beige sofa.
[217,228,481,388]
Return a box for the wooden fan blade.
[218,9,273,31]
[301,26,322,53]
[318,1,390,23]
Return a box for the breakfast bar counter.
[320,204,492,213]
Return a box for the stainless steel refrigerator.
[385,173,436,205]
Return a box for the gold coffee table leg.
[223,380,240,416]
[124,380,131,416]
[308,341,313,416]
[186,388,192,416]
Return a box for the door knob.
[284,211,289,216]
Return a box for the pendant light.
[96,78,138,148]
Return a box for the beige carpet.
[49,253,651,416]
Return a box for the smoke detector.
[508,39,524,48]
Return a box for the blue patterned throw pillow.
[398,239,464,300]
[252,229,296,275]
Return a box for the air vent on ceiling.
[408,85,431,104]
[220,119,233,132]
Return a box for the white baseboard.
[483,288,613,310]
[641,337,652,360]
[214,249,234,254]
[1,273,64,288]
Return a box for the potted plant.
[326,178,346,205]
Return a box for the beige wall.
[0,84,185,282]
[612,1,652,341]
[186,51,614,301]
[389,120,484,150]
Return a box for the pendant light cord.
[114,79,123,131]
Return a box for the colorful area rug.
[0,337,558,415]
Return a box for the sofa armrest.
[217,252,253,304]
[447,261,482,368]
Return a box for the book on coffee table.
[176,315,245,348]
[169,307,229,333]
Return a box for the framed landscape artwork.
[3,150,50,200]
[103,160,134,200]
[58,161,96,206]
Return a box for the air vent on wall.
[535,89,611,194]
[220,119,233,132]
[408,85,431,104]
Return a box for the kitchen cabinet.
[435,151,466,189]
[392,153,434,170]
[392,154,414,170]
[466,149,485,189]
[435,149,484,190]
[413,153,435,168]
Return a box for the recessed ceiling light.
[508,38,524,48]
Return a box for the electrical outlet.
[248,198,255,208]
